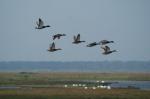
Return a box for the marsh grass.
[0,88,150,99]
[0,72,150,99]
[0,72,150,85]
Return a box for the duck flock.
[35,18,117,55]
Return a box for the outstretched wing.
[53,35,57,40]
[36,21,39,27]
[74,36,76,41]
[101,46,110,52]
[39,18,44,27]
[76,34,80,41]
[100,40,106,44]
[105,46,110,52]
[101,46,106,52]
[50,42,55,50]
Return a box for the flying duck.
[99,40,114,45]
[53,34,66,40]
[72,34,85,44]
[47,42,62,52]
[86,42,100,47]
[101,45,117,55]
[35,18,50,29]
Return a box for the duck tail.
[62,34,66,36]
[112,50,117,52]
[110,41,114,43]
[46,25,50,27]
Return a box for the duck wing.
[53,34,59,40]
[39,18,44,27]
[74,36,76,42]
[105,46,110,52]
[36,21,39,27]
[50,42,55,50]
[90,42,96,46]
[101,46,110,52]
[58,36,60,39]
[101,40,108,43]
[53,35,57,40]
[76,34,80,41]
[101,46,107,52]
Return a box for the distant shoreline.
[0,72,150,81]
[0,61,150,73]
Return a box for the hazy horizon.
[0,60,150,62]
[0,61,150,73]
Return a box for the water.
[0,61,149,90]
[0,81,150,90]
[0,61,150,72]
[111,81,150,90]
[0,86,20,89]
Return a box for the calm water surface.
[110,81,150,90]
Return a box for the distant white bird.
[84,87,88,89]
[79,84,82,87]
[35,18,50,29]
[100,85,104,88]
[72,84,76,87]
[96,80,100,83]
[101,80,105,83]
[97,86,100,88]
[92,87,96,90]
[64,85,68,88]
[107,86,111,90]
[103,86,107,89]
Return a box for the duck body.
[73,40,85,44]
[36,25,50,29]
[53,34,66,40]
[87,42,99,47]
[102,50,117,55]
[100,40,114,45]
[47,48,62,52]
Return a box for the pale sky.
[0,0,150,61]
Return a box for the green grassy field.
[0,72,150,85]
[0,72,150,99]
[0,88,150,99]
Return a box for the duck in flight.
[35,18,50,29]
[72,34,85,44]
[101,45,117,55]
[86,42,100,47]
[47,42,62,52]
[53,34,66,40]
[99,40,114,45]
